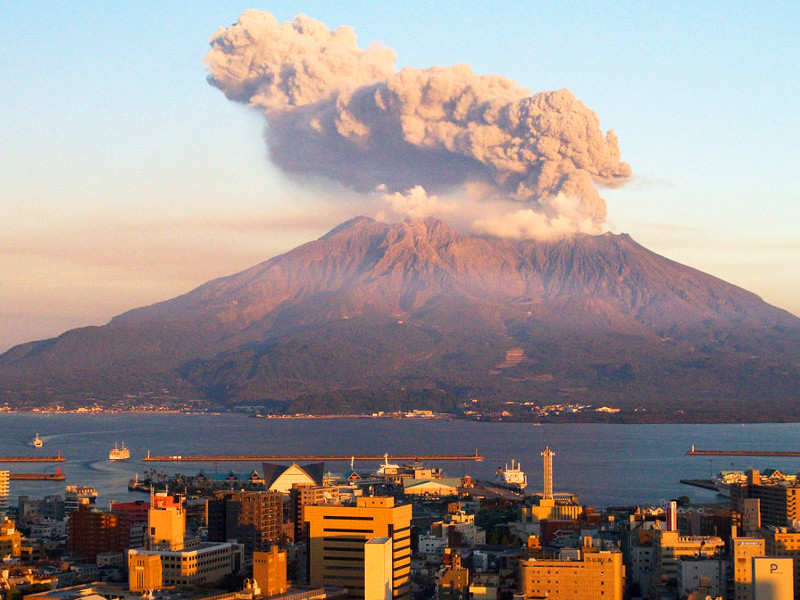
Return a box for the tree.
[6,586,22,600]
[447,528,465,548]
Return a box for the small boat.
[29,433,43,448]
[109,442,130,461]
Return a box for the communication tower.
[541,446,555,500]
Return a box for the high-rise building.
[365,538,393,600]
[0,471,8,519]
[764,526,800,596]
[290,484,340,543]
[305,496,412,600]
[111,500,150,526]
[207,491,282,555]
[148,492,185,551]
[731,474,800,528]
[541,447,554,500]
[665,500,678,532]
[67,503,132,562]
[743,498,762,537]
[110,500,150,550]
[732,535,765,600]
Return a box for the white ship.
[109,442,130,461]
[376,453,401,476]
[29,433,43,448]
[496,459,527,491]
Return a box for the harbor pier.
[687,445,800,457]
[0,452,66,463]
[143,451,485,462]
[9,472,66,481]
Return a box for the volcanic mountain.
[2,217,799,421]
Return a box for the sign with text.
[753,557,793,600]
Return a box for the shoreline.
[1,408,799,425]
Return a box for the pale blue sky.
[2,1,799,351]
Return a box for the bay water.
[1,413,799,509]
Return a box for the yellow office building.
[148,492,185,551]
[253,546,288,597]
[305,497,412,600]
[129,553,163,593]
[518,551,624,600]
[128,542,243,588]
[732,536,765,600]
[765,527,800,596]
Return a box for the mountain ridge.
[1,216,799,421]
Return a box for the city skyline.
[2,2,799,352]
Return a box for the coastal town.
[0,400,629,425]
[0,446,797,600]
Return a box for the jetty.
[143,451,485,462]
[686,446,800,457]
[9,472,65,481]
[0,452,65,463]
[680,478,718,491]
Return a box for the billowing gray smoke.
[206,10,631,238]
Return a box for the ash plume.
[205,10,631,237]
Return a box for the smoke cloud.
[206,10,631,237]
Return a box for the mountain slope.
[1,217,799,420]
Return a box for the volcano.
[2,217,799,421]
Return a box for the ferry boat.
[496,459,527,491]
[109,442,130,461]
[29,433,43,448]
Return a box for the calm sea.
[1,413,799,509]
